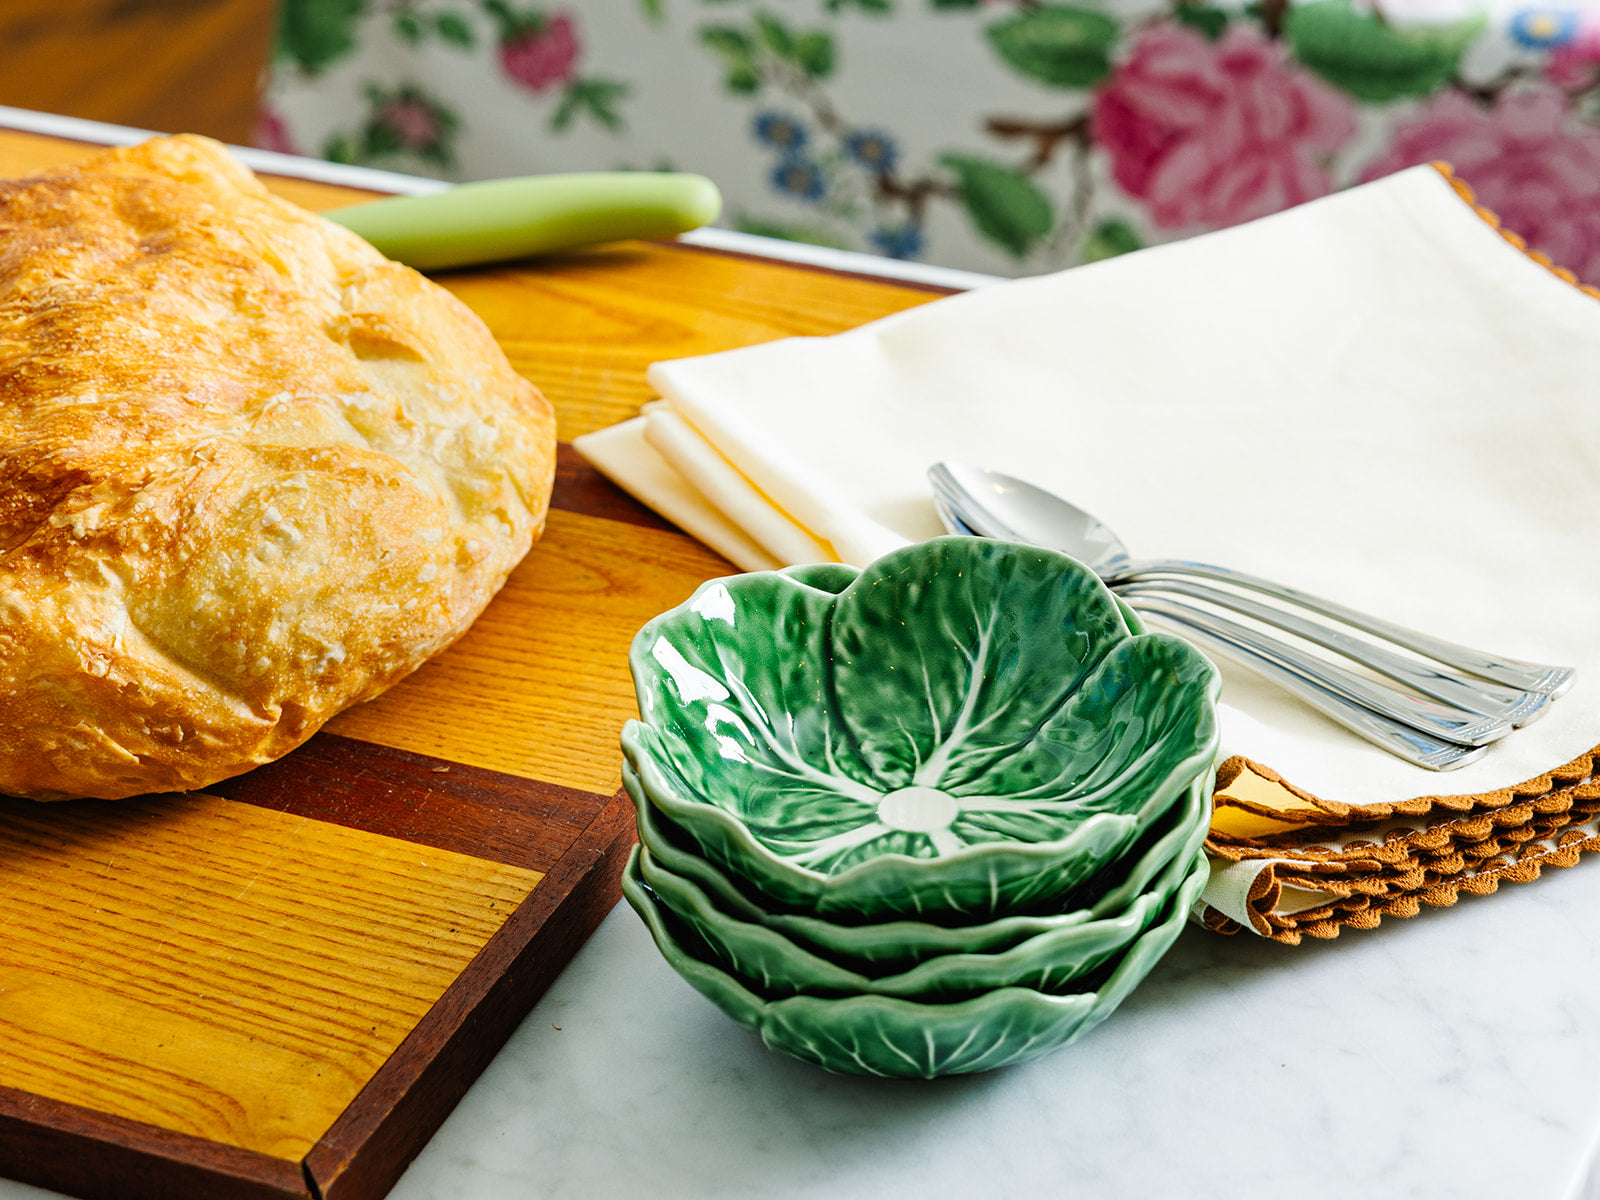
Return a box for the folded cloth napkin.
[575,164,1600,941]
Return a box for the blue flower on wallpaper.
[869,223,924,259]
[753,111,809,153]
[1509,8,1579,47]
[770,157,827,201]
[845,129,899,173]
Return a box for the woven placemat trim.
[1263,789,1600,899]
[1211,744,1600,832]
[1202,779,1600,943]
[1209,776,1599,867]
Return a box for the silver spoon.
[929,462,1574,770]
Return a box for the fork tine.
[1116,577,1552,728]
[1124,560,1574,699]
[1130,599,1490,772]
[1116,585,1511,748]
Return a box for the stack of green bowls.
[621,537,1221,1079]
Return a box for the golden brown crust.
[0,134,556,800]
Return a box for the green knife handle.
[324,172,723,271]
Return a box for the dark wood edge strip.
[0,745,623,1200]
[306,789,638,1200]
[550,442,679,532]
[205,731,607,875]
[0,1084,309,1200]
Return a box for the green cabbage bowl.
[623,843,1211,1078]
[636,839,1171,1002]
[625,537,1221,924]
[625,756,1213,975]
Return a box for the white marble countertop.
[392,871,1600,1200]
[14,864,1600,1200]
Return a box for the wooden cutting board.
[0,127,946,1200]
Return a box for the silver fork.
[929,462,1575,771]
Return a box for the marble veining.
[386,854,1600,1200]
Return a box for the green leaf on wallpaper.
[552,79,631,132]
[986,6,1118,90]
[362,121,403,158]
[940,155,1054,257]
[795,31,836,79]
[1285,0,1483,101]
[727,64,763,92]
[638,0,664,19]
[322,134,360,165]
[277,0,366,73]
[589,79,631,129]
[745,14,835,78]
[930,0,980,9]
[755,13,796,58]
[552,90,582,132]
[435,13,476,47]
[701,26,754,56]
[1174,4,1229,39]
[1081,218,1142,263]
[701,24,764,93]
[394,12,424,43]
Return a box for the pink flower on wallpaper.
[500,13,580,94]
[375,97,444,149]
[1092,24,1356,230]
[253,107,297,157]
[1545,28,1600,90]
[1361,87,1600,284]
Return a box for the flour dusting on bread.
[0,135,556,800]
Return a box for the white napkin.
[576,163,1600,865]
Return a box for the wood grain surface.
[0,125,945,1200]
[442,243,942,443]
[0,793,540,1160]
[323,509,735,795]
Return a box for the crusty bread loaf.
[0,135,556,800]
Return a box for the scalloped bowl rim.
[626,755,1213,951]
[637,839,1176,997]
[624,717,1217,895]
[624,844,1211,1025]
[624,540,1220,893]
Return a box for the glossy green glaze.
[625,724,1143,920]
[625,537,1220,921]
[623,847,1211,1079]
[637,841,1165,1001]
[625,757,1212,974]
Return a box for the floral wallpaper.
[261,1,1600,281]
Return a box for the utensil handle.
[1124,593,1491,771]
[1119,560,1574,698]
[324,172,723,270]
[1122,577,1550,728]
[1123,584,1507,745]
